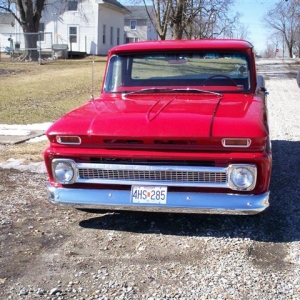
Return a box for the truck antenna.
[91,60,95,100]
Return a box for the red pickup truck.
[44,39,271,214]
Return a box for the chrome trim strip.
[47,184,269,215]
[76,163,227,172]
[77,178,227,188]
[76,179,229,188]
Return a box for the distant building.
[38,0,130,55]
[1,0,129,55]
[0,13,15,52]
[124,6,158,43]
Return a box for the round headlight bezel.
[228,164,257,191]
[52,159,77,184]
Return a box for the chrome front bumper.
[47,184,269,215]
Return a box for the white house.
[2,0,129,55]
[0,13,15,52]
[0,2,161,56]
[124,6,158,43]
[40,0,130,55]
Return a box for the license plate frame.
[131,185,168,204]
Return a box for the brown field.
[0,56,107,163]
[0,56,106,124]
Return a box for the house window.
[117,28,120,45]
[126,37,139,43]
[103,24,106,44]
[69,26,77,43]
[110,27,113,45]
[68,0,78,11]
[130,20,137,30]
[38,23,45,42]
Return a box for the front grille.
[76,163,228,188]
[79,169,226,183]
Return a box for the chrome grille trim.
[75,163,229,188]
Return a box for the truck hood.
[90,93,222,138]
[47,93,267,141]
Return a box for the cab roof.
[109,39,254,55]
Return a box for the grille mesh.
[78,168,227,184]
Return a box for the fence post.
[9,36,14,60]
[39,31,42,65]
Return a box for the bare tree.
[235,23,249,40]
[263,42,277,58]
[264,0,300,58]
[142,0,239,40]
[260,33,282,58]
[143,0,172,40]
[184,0,239,38]
[0,0,47,60]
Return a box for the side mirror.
[257,75,265,90]
[256,75,269,99]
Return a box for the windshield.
[104,51,251,93]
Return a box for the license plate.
[131,186,167,204]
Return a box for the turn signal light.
[56,136,81,145]
[222,138,251,148]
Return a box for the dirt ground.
[0,59,300,299]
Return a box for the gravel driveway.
[0,59,299,300]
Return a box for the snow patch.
[0,129,31,136]
[0,122,52,136]
[0,158,46,174]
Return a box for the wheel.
[202,74,237,86]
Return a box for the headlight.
[228,165,257,191]
[52,160,77,184]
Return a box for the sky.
[233,0,276,54]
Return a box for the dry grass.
[0,56,107,164]
[0,56,106,124]
[1,140,49,163]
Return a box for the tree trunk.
[288,46,293,58]
[144,0,171,41]
[284,34,294,58]
[15,0,46,61]
[171,0,186,40]
[22,27,39,61]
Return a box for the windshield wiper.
[124,88,170,95]
[123,87,222,97]
[171,88,222,97]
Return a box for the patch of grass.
[0,140,49,163]
[0,57,106,124]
